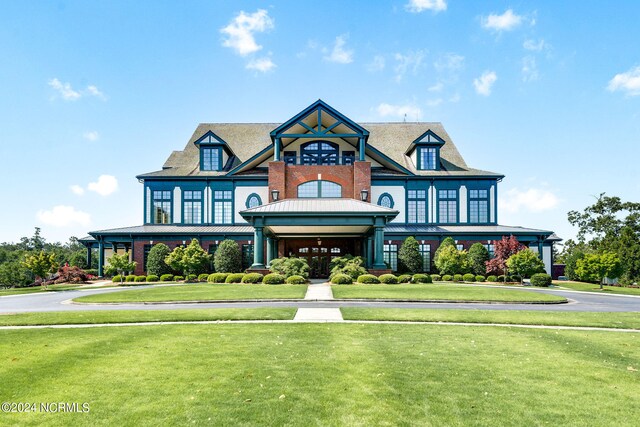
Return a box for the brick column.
[353,161,371,201]
[268,161,285,201]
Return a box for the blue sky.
[1,0,639,245]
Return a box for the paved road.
[1,285,640,313]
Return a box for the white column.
[459,185,467,223]
[428,185,434,223]
[146,187,151,223]
[490,185,495,223]
[173,187,181,224]
[206,186,212,223]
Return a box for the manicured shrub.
[53,265,90,284]
[208,273,229,283]
[531,273,552,287]
[331,274,353,285]
[398,236,423,273]
[463,273,475,282]
[263,273,285,285]
[397,274,412,284]
[496,275,506,282]
[487,275,498,282]
[329,255,367,280]
[112,275,122,283]
[198,273,210,282]
[135,275,147,282]
[85,269,99,277]
[185,274,198,283]
[475,275,485,282]
[225,273,245,283]
[214,240,242,273]
[242,273,264,284]
[146,243,173,276]
[160,274,174,282]
[146,275,159,282]
[174,275,185,281]
[412,274,432,284]
[453,274,463,282]
[442,274,453,282]
[430,274,442,282]
[379,274,398,284]
[468,243,490,276]
[357,274,380,284]
[286,275,307,284]
[269,257,309,279]
[125,275,136,282]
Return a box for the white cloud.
[434,53,464,72]
[87,175,118,196]
[324,35,353,64]
[481,9,523,32]
[70,185,85,196]
[37,205,91,227]
[86,85,106,100]
[246,57,276,72]
[499,188,559,213]
[522,56,539,82]
[366,55,386,72]
[523,38,546,51]
[376,103,422,120]
[473,71,497,96]
[48,78,81,100]
[428,82,444,92]
[220,9,274,56]
[608,66,640,96]
[394,50,425,82]
[83,131,99,141]
[405,0,447,13]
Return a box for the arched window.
[377,193,394,208]
[297,180,342,198]
[245,193,262,209]
[301,141,338,165]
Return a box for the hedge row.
[111,273,309,285]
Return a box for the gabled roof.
[240,198,398,216]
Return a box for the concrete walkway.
[294,280,343,321]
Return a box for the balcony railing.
[284,156,356,166]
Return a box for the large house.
[82,100,559,278]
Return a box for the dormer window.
[418,147,437,170]
[409,130,444,171]
[202,147,221,171]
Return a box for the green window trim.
[468,189,489,224]
[407,189,427,224]
[182,190,203,224]
[245,193,262,209]
[201,147,223,171]
[212,190,233,224]
[437,189,458,224]
[297,180,342,198]
[417,147,438,170]
[377,193,395,208]
[151,190,172,224]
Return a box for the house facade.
[82,100,559,278]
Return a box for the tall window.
[183,190,202,224]
[438,189,457,223]
[245,194,262,209]
[202,147,221,171]
[419,147,437,170]
[485,244,495,258]
[301,141,338,165]
[297,180,342,198]
[407,190,427,223]
[383,243,398,271]
[242,244,254,270]
[152,190,171,224]
[419,244,431,272]
[469,189,489,223]
[213,190,232,224]
[377,193,394,208]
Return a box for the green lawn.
[0,309,295,326]
[555,280,640,296]
[0,284,87,296]
[0,324,639,425]
[332,283,566,303]
[342,308,640,329]
[74,284,308,303]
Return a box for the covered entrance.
[285,238,355,278]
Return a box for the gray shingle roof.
[240,198,398,215]
[137,122,502,179]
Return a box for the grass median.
[332,283,566,303]
[555,281,640,296]
[0,323,638,425]
[73,284,308,304]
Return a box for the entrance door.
[288,239,355,279]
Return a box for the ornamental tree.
[165,239,211,276]
[575,252,623,289]
[146,243,173,276]
[398,236,424,273]
[434,245,469,275]
[434,237,456,266]
[468,243,490,276]
[213,239,242,273]
[22,250,58,288]
[107,252,137,283]
[485,236,524,279]
[506,248,546,283]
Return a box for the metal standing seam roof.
[384,224,555,236]
[239,198,399,215]
[88,225,255,236]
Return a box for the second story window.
[301,141,338,165]
[152,190,171,224]
[183,190,202,224]
[377,193,394,209]
[419,147,437,170]
[245,193,262,209]
[407,190,426,223]
[438,189,458,223]
[469,189,489,223]
[213,190,232,224]
[202,147,221,171]
[297,180,342,198]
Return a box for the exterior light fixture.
[271,190,279,202]
[487,240,491,244]
[182,240,186,245]
[317,238,322,246]
[150,240,154,245]
[360,189,369,202]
